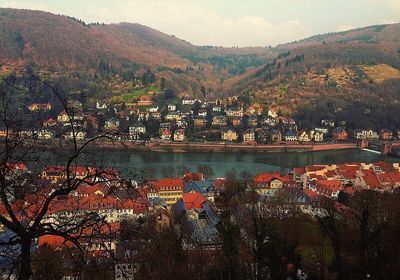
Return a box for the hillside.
[1,7,400,128]
[230,28,400,129]
[0,8,274,98]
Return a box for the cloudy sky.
[0,0,399,47]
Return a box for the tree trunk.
[19,239,32,280]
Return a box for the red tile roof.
[252,173,291,183]
[182,193,207,210]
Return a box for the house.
[43,118,57,127]
[260,116,277,127]
[246,106,256,115]
[96,102,107,110]
[138,95,152,106]
[225,107,244,117]
[297,130,311,142]
[315,180,342,199]
[247,116,258,127]
[28,103,52,112]
[184,180,215,202]
[332,127,348,141]
[84,115,99,130]
[156,178,184,205]
[212,106,222,112]
[165,112,182,121]
[160,129,172,140]
[284,131,298,142]
[182,99,196,105]
[129,125,146,140]
[37,130,54,140]
[231,117,242,127]
[310,130,324,142]
[149,105,159,113]
[198,109,208,117]
[171,193,219,248]
[248,173,294,196]
[104,118,120,132]
[151,112,162,120]
[353,129,379,140]
[242,129,255,143]
[321,119,335,127]
[65,131,86,141]
[314,127,329,134]
[193,117,207,128]
[212,116,227,127]
[167,104,176,112]
[379,129,393,140]
[173,129,186,142]
[256,128,270,144]
[57,111,70,123]
[271,129,282,142]
[268,109,278,118]
[221,128,238,142]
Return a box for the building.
[248,173,295,196]
[284,131,298,142]
[184,180,215,202]
[353,130,379,140]
[138,95,152,106]
[221,128,238,142]
[167,104,177,112]
[297,131,311,142]
[242,129,255,143]
[310,130,324,142]
[379,129,393,140]
[160,129,172,140]
[231,117,242,127]
[332,127,348,141]
[193,117,207,128]
[28,103,52,112]
[65,131,86,141]
[173,129,186,142]
[247,116,258,127]
[171,193,220,249]
[129,125,146,140]
[37,130,54,140]
[225,108,244,117]
[57,111,70,123]
[212,116,227,127]
[156,178,184,205]
[105,119,120,132]
[271,129,282,142]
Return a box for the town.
[1,160,399,279]
[17,89,400,155]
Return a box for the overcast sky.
[1,0,399,47]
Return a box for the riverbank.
[90,140,359,153]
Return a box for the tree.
[160,77,166,90]
[141,69,156,86]
[0,75,124,279]
[197,164,215,178]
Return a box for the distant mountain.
[280,23,400,49]
[0,8,271,69]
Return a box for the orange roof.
[252,173,291,183]
[361,170,382,189]
[182,193,207,210]
[306,165,326,172]
[156,178,183,188]
[293,167,305,175]
[303,188,319,199]
[38,235,65,247]
[316,180,342,191]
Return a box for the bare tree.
[0,74,127,279]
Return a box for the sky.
[0,0,399,47]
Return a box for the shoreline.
[87,141,360,154]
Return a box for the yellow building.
[221,129,238,142]
[156,178,184,205]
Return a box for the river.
[36,148,398,178]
